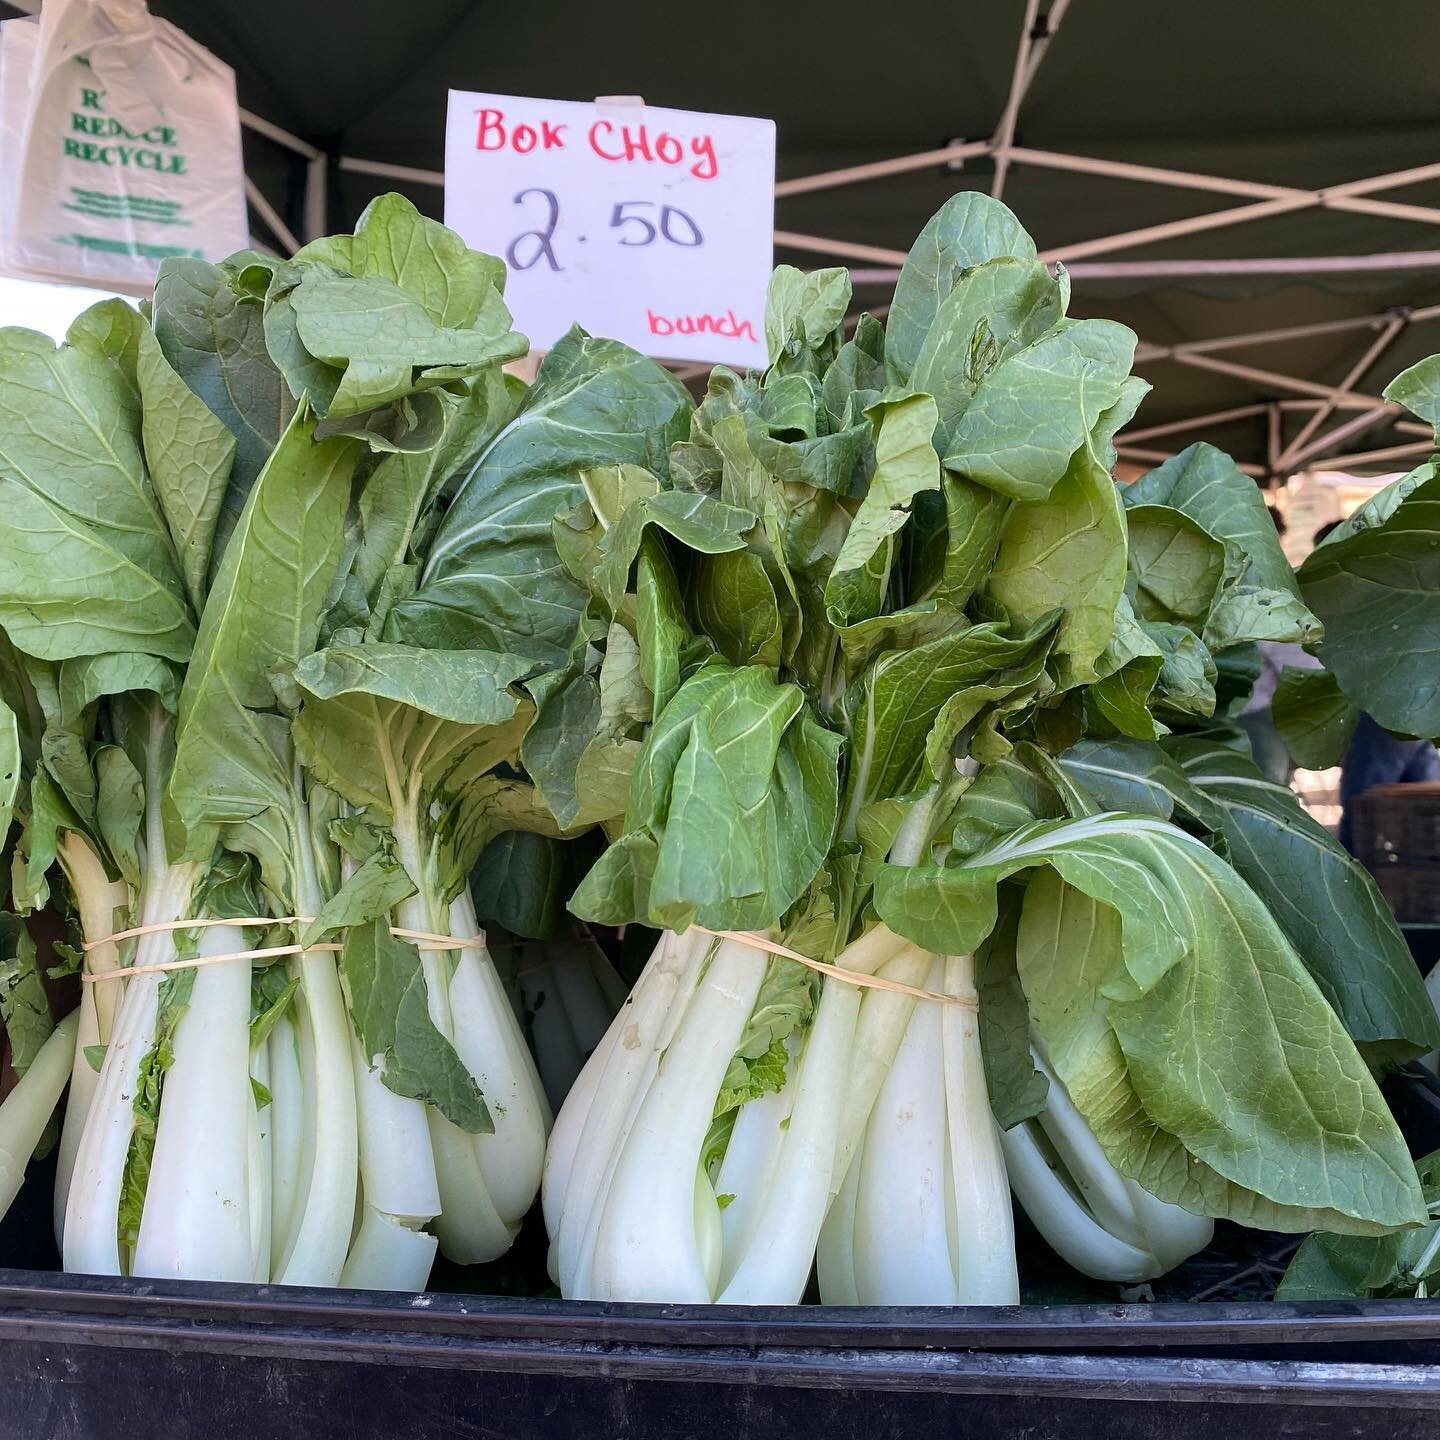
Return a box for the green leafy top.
[561,192,1149,941]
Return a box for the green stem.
[390,801,455,1039]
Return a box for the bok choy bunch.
[537,194,1431,1305]
[0,193,685,1289]
[535,193,1132,1303]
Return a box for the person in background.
[1238,507,1324,783]
[1308,517,1440,853]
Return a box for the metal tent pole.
[1118,403,1270,444]
[774,232,908,265]
[244,177,300,255]
[238,108,322,161]
[1309,439,1436,470]
[339,156,445,187]
[1068,251,1440,278]
[1161,351,1387,407]
[1281,401,1406,473]
[1022,0,1073,87]
[1274,316,1408,472]
[303,156,329,243]
[773,142,991,199]
[990,0,1043,201]
[1009,147,1440,226]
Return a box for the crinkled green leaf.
[523,623,648,832]
[95,745,144,890]
[470,830,596,940]
[0,918,52,1076]
[249,969,299,1052]
[1125,442,1320,651]
[286,270,525,420]
[824,393,941,627]
[949,753,1064,858]
[976,890,1048,1129]
[886,192,1038,388]
[910,256,1062,451]
[822,314,886,430]
[390,329,691,668]
[1086,597,1164,739]
[293,643,539,894]
[841,614,1059,836]
[293,643,530,817]
[0,699,19,851]
[298,848,418,948]
[909,473,1011,612]
[1277,1151,1440,1300]
[764,266,851,369]
[57,653,181,727]
[1059,737,1224,834]
[986,407,1130,686]
[150,257,297,559]
[1385,356,1440,434]
[944,320,1135,503]
[692,548,784,669]
[1124,503,1226,624]
[594,490,755,614]
[714,953,815,1119]
[296,193,508,330]
[572,664,841,932]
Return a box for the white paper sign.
[444,92,774,367]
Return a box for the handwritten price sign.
[444,92,775,367]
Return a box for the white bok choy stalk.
[542,918,927,1303]
[1,1013,80,1222]
[818,952,1018,1305]
[51,831,129,1240]
[1000,1046,1212,1282]
[0,291,250,1279]
[295,317,693,1284]
[291,641,558,1277]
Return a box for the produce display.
[0,190,1437,1308]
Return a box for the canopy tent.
[4,0,1439,477]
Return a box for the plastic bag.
[0,0,248,294]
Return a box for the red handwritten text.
[647,309,756,342]
[475,109,567,154]
[589,121,718,180]
[472,107,719,180]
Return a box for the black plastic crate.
[2,1263,1440,1440]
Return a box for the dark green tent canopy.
[9,0,1439,474]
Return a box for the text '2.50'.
[508,190,705,273]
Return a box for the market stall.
[1,2,1440,1435]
